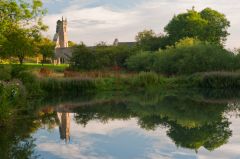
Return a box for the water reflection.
[57,113,70,143]
[2,89,240,158]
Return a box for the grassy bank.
[1,65,240,126]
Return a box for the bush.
[16,71,42,96]
[70,44,135,70]
[70,44,98,70]
[0,65,12,81]
[126,52,155,72]
[0,81,25,124]
[11,65,26,78]
[126,40,237,75]
[154,42,236,75]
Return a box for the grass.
[189,72,240,89]
[40,77,98,94]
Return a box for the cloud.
[33,113,240,159]
[43,0,240,48]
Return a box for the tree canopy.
[165,7,230,45]
[0,0,47,63]
[1,26,37,64]
[38,38,55,64]
[135,29,170,51]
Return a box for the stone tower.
[54,17,68,48]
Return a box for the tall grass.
[189,72,240,89]
[40,78,97,94]
[131,72,165,88]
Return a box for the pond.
[1,89,240,159]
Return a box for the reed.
[189,72,240,89]
[40,78,97,94]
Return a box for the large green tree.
[38,38,55,65]
[0,0,47,62]
[164,7,230,45]
[135,29,172,51]
[2,27,37,64]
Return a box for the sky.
[33,114,240,159]
[42,0,240,49]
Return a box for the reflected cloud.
[32,91,240,159]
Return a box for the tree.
[200,8,230,43]
[0,0,47,42]
[0,0,47,62]
[2,27,37,64]
[135,29,156,51]
[38,38,55,65]
[164,7,230,45]
[68,41,76,47]
[70,43,97,70]
[135,30,171,51]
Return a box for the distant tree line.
[70,7,240,75]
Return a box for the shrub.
[126,52,155,72]
[0,65,12,81]
[16,71,42,96]
[0,81,25,124]
[11,65,26,78]
[70,44,135,70]
[154,42,236,75]
[126,41,237,75]
[70,44,98,70]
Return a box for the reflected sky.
[32,114,240,159]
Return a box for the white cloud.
[43,0,240,49]
[33,113,240,159]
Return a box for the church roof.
[117,42,136,47]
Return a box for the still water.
[2,90,240,159]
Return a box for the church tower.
[54,17,68,48]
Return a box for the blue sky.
[43,0,240,49]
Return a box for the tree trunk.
[42,55,46,67]
[18,56,24,65]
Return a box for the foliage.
[40,78,97,94]
[70,44,97,70]
[165,7,230,45]
[0,0,47,64]
[0,0,47,42]
[72,89,233,151]
[1,26,37,64]
[15,71,42,96]
[135,29,170,51]
[70,43,135,70]
[0,65,12,81]
[131,72,165,88]
[125,51,155,71]
[0,81,25,124]
[38,37,55,65]
[189,72,240,89]
[68,41,76,47]
[153,41,236,75]
[127,40,237,75]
